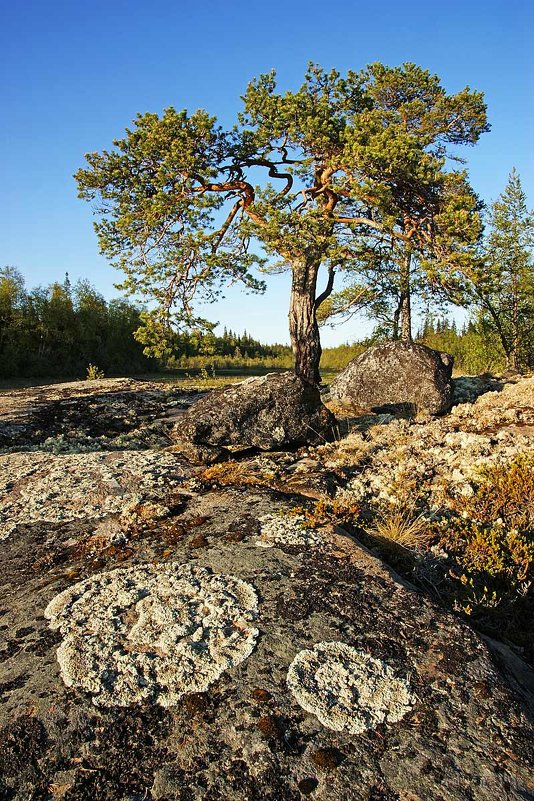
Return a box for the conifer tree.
[76,62,488,383]
[464,170,533,369]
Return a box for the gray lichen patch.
[256,513,324,548]
[287,641,414,733]
[44,562,259,707]
[0,450,187,540]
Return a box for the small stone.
[311,747,345,770]
[298,777,319,794]
[182,693,210,716]
[257,714,283,739]
[251,688,273,703]
[190,533,208,548]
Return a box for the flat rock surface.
[0,378,203,451]
[1,376,533,801]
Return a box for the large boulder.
[330,341,454,416]
[171,371,336,462]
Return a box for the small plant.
[439,453,533,598]
[292,498,361,530]
[197,364,216,382]
[440,518,533,602]
[86,364,105,380]
[462,453,533,531]
[436,453,533,654]
[367,507,432,551]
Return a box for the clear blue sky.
[1,0,532,345]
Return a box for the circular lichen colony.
[44,563,259,707]
[287,641,414,733]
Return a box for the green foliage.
[86,364,105,380]
[0,269,154,379]
[75,62,488,381]
[439,455,533,642]
[416,314,506,374]
[455,170,534,369]
[313,64,488,340]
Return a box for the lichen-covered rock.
[287,641,414,733]
[330,341,454,416]
[171,372,336,463]
[1,377,534,801]
[323,376,534,515]
[0,450,189,540]
[0,377,199,451]
[1,485,533,801]
[45,563,259,707]
[256,513,324,548]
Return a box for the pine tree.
[467,170,533,369]
[76,62,488,383]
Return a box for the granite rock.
[330,341,454,416]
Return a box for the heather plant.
[435,454,533,653]
[293,497,361,530]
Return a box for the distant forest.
[0,268,289,379]
[0,266,521,380]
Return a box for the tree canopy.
[457,170,534,369]
[76,62,489,383]
[0,268,153,378]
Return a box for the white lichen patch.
[0,451,186,540]
[287,641,414,733]
[327,378,533,514]
[44,562,259,707]
[256,513,324,548]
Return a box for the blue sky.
[1,0,532,345]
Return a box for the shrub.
[293,498,361,530]
[86,364,105,380]
[437,454,533,649]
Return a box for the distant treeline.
[0,266,520,381]
[0,268,153,378]
[168,318,512,376]
[415,315,510,376]
[167,327,291,369]
[0,268,293,379]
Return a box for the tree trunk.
[288,260,323,385]
[511,268,519,370]
[392,300,401,340]
[399,252,413,342]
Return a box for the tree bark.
[288,259,323,385]
[399,252,413,341]
[392,300,401,340]
[511,267,519,370]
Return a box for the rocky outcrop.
[171,372,336,463]
[0,377,201,451]
[1,483,533,801]
[1,375,533,800]
[326,376,534,516]
[330,341,454,416]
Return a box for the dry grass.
[200,460,276,487]
[367,507,432,551]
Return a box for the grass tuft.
[367,507,432,551]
